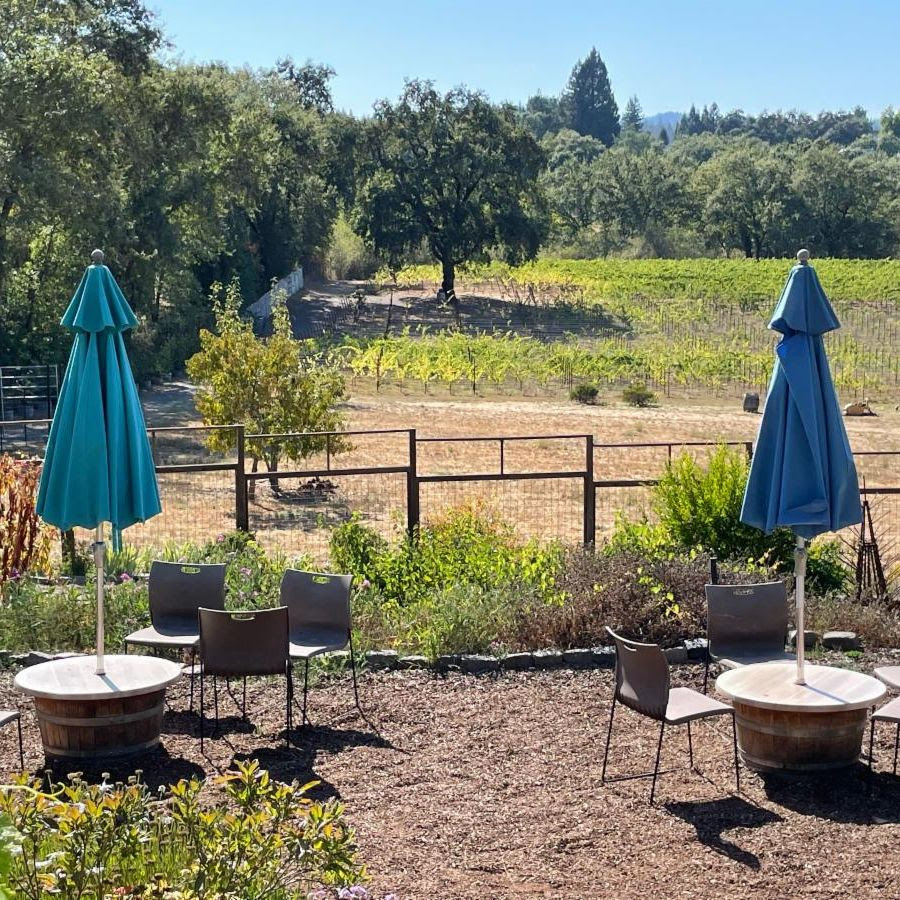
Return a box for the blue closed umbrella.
[36,250,161,674]
[741,249,860,683]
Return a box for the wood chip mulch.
[1,659,900,899]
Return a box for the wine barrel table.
[716,662,885,772]
[874,666,900,691]
[15,655,181,759]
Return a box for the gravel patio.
[1,659,899,899]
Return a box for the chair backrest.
[606,627,669,720]
[705,581,788,659]
[199,606,289,677]
[148,561,226,631]
[280,570,353,639]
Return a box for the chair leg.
[199,671,205,752]
[213,675,219,731]
[869,717,876,772]
[649,720,666,805]
[188,647,196,714]
[732,712,741,794]
[302,659,310,728]
[702,651,710,694]
[601,695,617,784]
[242,676,248,721]
[687,721,694,769]
[16,717,23,771]
[349,632,362,715]
[894,722,899,776]
[285,665,293,748]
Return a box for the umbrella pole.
[94,524,106,676]
[795,535,807,685]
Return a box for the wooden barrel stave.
[733,700,868,772]
[33,689,167,758]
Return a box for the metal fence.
[3,419,898,569]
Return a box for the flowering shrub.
[0,760,363,898]
[0,456,51,586]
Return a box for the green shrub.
[622,382,656,407]
[569,383,599,404]
[324,213,376,280]
[653,445,795,566]
[0,760,362,898]
[330,504,561,605]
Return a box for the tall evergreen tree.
[659,126,669,146]
[622,95,644,131]
[562,48,620,146]
[675,104,703,138]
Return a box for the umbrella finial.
[797,248,810,265]
[91,249,104,266]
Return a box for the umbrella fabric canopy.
[741,251,861,682]
[36,252,161,673]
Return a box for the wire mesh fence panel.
[147,425,240,466]
[248,471,407,564]
[0,419,51,458]
[854,452,900,489]
[418,476,585,545]
[124,469,236,549]
[594,483,657,541]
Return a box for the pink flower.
[216,534,225,543]
[119,573,132,583]
[360,579,371,589]
[239,567,252,577]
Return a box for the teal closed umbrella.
[741,249,861,684]
[36,250,161,674]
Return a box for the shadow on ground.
[665,796,782,869]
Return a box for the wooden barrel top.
[874,666,900,691]
[15,655,181,701]
[716,662,885,712]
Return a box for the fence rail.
[3,419,899,566]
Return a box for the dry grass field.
[106,380,900,567]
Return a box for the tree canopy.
[352,81,548,299]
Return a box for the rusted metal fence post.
[407,428,419,536]
[584,435,595,546]
[235,425,249,531]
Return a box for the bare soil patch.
[2,660,900,898]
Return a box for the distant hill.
[643,111,682,138]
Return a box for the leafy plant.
[569,382,599,404]
[0,760,362,898]
[622,381,656,407]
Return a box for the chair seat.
[125,626,199,649]
[665,687,732,725]
[0,710,20,728]
[873,696,900,724]
[717,650,796,669]
[874,666,900,691]
[289,629,348,660]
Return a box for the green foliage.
[353,80,548,295]
[806,540,851,596]
[562,48,620,146]
[187,280,347,472]
[330,504,561,607]
[325,212,376,280]
[569,383,599,404]
[0,760,362,898]
[653,446,792,564]
[621,382,657,407]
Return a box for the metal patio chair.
[197,606,293,751]
[703,581,794,693]
[602,627,740,804]
[124,561,226,711]
[280,570,361,726]
[0,711,23,770]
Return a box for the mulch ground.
[2,658,900,899]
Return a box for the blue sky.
[151,0,900,117]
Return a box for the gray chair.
[602,628,740,804]
[197,606,293,751]
[703,581,794,693]
[0,711,23,770]
[280,570,361,726]
[124,561,226,710]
